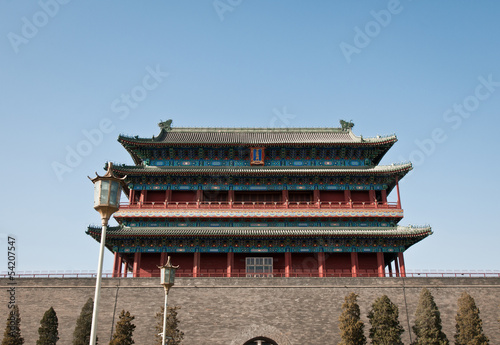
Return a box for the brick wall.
[1,277,499,344]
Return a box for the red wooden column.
[350,252,359,277]
[369,190,376,207]
[139,190,145,206]
[227,252,234,277]
[381,190,387,205]
[398,252,406,277]
[123,261,129,278]
[193,252,200,277]
[117,255,123,277]
[395,176,402,209]
[282,190,289,208]
[228,190,235,208]
[285,252,292,277]
[345,190,352,208]
[318,252,325,278]
[313,189,320,207]
[133,252,141,277]
[112,252,120,278]
[377,252,385,277]
[128,189,133,204]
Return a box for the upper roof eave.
[87,225,432,237]
[109,162,413,176]
[117,128,397,146]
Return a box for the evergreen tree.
[1,305,24,345]
[109,310,135,345]
[411,288,448,345]
[154,306,184,345]
[338,292,366,345]
[72,298,96,345]
[454,292,489,345]
[37,307,59,345]
[367,295,404,345]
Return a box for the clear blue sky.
[1,1,499,273]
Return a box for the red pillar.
[396,176,401,209]
[227,252,234,277]
[345,190,352,207]
[117,254,123,277]
[139,190,145,206]
[313,189,320,207]
[193,252,200,277]
[369,190,376,206]
[123,261,128,278]
[128,189,133,204]
[133,252,141,277]
[381,190,387,205]
[377,252,385,277]
[160,252,167,266]
[112,252,120,278]
[282,190,289,208]
[350,252,358,277]
[398,252,406,277]
[285,252,291,277]
[318,252,325,278]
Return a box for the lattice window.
[246,257,273,277]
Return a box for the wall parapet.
[1,277,498,344]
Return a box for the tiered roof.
[119,126,396,145]
[118,121,397,165]
[110,163,412,176]
[88,225,431,238]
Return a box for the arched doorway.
[243,338,278,345]
[230,325,291,345]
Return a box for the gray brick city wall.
[1,277,499,344]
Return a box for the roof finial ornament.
[340,119,354,131]
[158,119,173,131]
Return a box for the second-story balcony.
[119,200,400,210]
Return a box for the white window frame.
[246,257,273,277]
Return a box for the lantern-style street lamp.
[88,162,126,345]
[159,256,179,345]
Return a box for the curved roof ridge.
[109,162,413,175]
[86,225,433,237]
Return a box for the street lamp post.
[159,256,179,345]
[88,163,126,345]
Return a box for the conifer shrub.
[109,310,135,345]
[154,306,184,345]
[37,307,59,345]
[338,292,366,345]
[1,305,24,345]
[72,298,96,345]
[367,295,404,345]
[454,292,489,345]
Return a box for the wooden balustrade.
[119,201,400,210]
